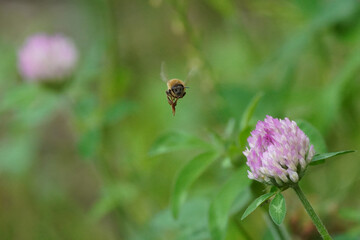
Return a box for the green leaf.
[90,183,138,220]
[296,119,327,153]
[241,191,276,220]
[226,144,246,168]
[269,193,286,225]
[171,151,218,219]
[17,92,59,127]
[310,150,355,165]
[237,92,262,149]
[206,128,225,149]
[149,198,210,240]
[209,165,251,240]
[238,125,252,149]
[240,92,263,130]
[224,118,236,139]
[149,132,212,156]
[0,85,39,112]
[0,85,59,127]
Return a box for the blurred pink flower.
[18,33,78,82]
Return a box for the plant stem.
[292,184,332,240]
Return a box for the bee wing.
[160,62,168,83]
[184,67,197,85]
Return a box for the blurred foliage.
[0,0,359,239]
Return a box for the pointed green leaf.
[269,193,286,225]
[240,92,263,130]
[171,151,218,219]
[238,125,252,149]
[310,150,355,165]
[0,85,39,112]
[209,165,251,240]
[241,191,276,220]
[149,132,212,156]
[206,128,225,147]
[224,118,236,139]
[238,92,262,149]
[89,183,137,220]
[296,119,327,153]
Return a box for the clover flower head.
[18,33,78,82]
[243,116,315,187]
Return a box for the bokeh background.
[0,0,359,239]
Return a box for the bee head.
[172,84,184,96]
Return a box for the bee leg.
[181,92,186,98]
[171,99,178,116]
[171,104,176,116]
[169,89,177,98]
[166,90,177,101]
[167,95,173,105]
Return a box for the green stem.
[292,184,332,240]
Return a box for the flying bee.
[161,63,194,116]
[165,79,187,116]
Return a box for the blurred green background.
[0,0,359,239]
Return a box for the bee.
[161,63,193,116]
